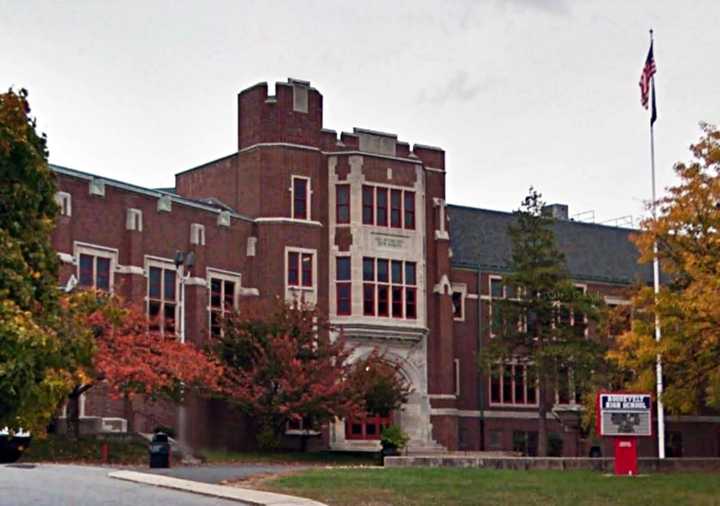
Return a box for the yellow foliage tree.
[610,123,720,413]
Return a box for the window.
[390,189,402,228]
[147,263,177,336]
[555,366,582,405]
[345,414,392,440]
[292,177,310,220]
[488,430,503,450]
[286,248,316,304]
[489,363,538,406]
[490,277,504,298]
[404,191,415,229]
[362,257,417,319]
[376,188,388,226]
[452,284,466,321]
[75,245,116,291]
[489,276,504,337]
[78,254,111,291]
[287,251,313,288]
[336,185,350,224]
[336,257,351,315]
[361,185,416,230]
[208,270,240,338]
[513,431,539,456]
[55,192,71,217]
[362,186,374,225]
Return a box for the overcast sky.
[3,0,719,225]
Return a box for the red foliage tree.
[214,299,412,449]
[63,290,223,437]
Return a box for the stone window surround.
[144,255,180,337]
[285,246,317,305]
[451,282,467,322]
[73,242,118,292]
[207,267,242,337]
[290,175,312,221]
[55,191,72,217]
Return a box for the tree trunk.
[537,380,548,457]
[66,390,81,440]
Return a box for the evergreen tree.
[480,189,605,456]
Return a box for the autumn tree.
[346,349,411,418]
[479,189,605,456]
[62,290,223,437]
[0,89,71,432]
[610,123,720,413]
[215,299,406,449]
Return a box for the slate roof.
[448,204,654,285]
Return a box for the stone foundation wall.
[385,455,720,472]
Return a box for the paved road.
[0,463,246,506]
[138,464,304,484]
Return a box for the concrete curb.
[108,470,327,506]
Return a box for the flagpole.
[648,28,666,460]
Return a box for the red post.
[100,442,109,463]
[614,437,638,476]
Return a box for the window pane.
[293,178,307,219]
[452,292,463,319]
[301,253,313,287]
[224,281,235,308]
[149,267,162,299]
[490,371,501,403]
[376,188,388,226]
[336,257,351,281]
[148,301,161,332]
[337,283,351,315]
[405,262,416,285]
[490,278,504,298]
[164,269,176,300]
[391,260,403,284]
[96,257,110,290]
[362,186,374,224]
[164,303,176,334]
[391,286,403,317]
[210,311,221,337]
[79,254,94,287]
[390,190,402,227]
[378,285,389,316]
[288,252,299,286]
[404,191,415,229]
[210,278,222,308]
[363,284,375,315]
[514,365,525,404]
[405,288,416,319]
[502,366,512,403]
[336,185,350,224]
[377,259,389,282]
[363,257,374,281]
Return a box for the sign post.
[596,392,652,476]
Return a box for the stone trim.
[256,217,323,227]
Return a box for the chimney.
[541,203,569,220]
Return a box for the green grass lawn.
[18,434,148,465]
[260,468,720,506]
[201,448,376,466]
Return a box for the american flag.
[639,42,656,109]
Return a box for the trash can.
[149,432,171,468]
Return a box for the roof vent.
[542,204,569,220]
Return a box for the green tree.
[479,189,605,456]
[0,89,70,432]
[610,124,720,413]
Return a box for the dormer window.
[291,176,310,220]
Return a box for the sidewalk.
[109,470,327,506]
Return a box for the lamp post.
[174,250,195,445]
